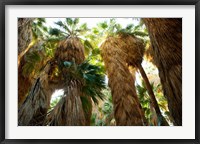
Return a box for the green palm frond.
[62,60,106,104]
[73,18,79,25]
[126,24,134,30]
[49,28,66,37]
[133,31,149,37]
[55,21,65,27]
[22,51,42,76]
[32,18,48,39]
[66,18,73,26]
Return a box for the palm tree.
[100,24,145,125]
[46,18,90,125]
[99,19,149,125]
[142,18,182,126]
[118,32,168,126]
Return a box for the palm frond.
[133,31,149,37]
[22,51,42,76]
[66,18,73,26]
[62,59,106,104]
[49,28,65,36]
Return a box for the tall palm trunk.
[18,18,33,57]
[18,18,34,108]
[143,18,182,126]
[119,34,168,126]
[18,57,32,108]
[137,64,168,126]
[101,37,145,126]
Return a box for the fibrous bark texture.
[45,80,86,126]
[18,64,54,126]
[143,18,182,126]
[18,18,34,108]
[101,37,145,126]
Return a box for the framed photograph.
[0,0,199,143]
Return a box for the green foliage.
[84,40,93,50]
[83,39,93,56]
[98,22,108,29]
[126,24,134,31]
[133,31,149,37]
[55,21,65,27]
[32,18,48,40]
[22,51,42,76]
[50,18,89,38]
[95,19,122,37]
[73,18,79,25]
[79,61,106,104]
[49,28,64,36]
[62,59,106,105]
[31,18,60,60]
[90,88,115,126]
[136,79,171,125]
[80,96,92,114]
[90,113,97,126]
[136,82,152,120]
[66,18,73,26]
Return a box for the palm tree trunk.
[143,18,182,126]
[18,18,33,56]
[18,57,32,108]
[65,80,86,125]
[18,18,34,108]
[101,37,145,126]
[137,64,169,126]
[18,62,65,126]
[18,70,51,125]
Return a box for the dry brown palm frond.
[143,18,182,70]
[45,80,86,126]
[144,44,157,66]
[118,33,168,126]
[100,37,145,126]
[45,97,66,126]
[118,34,145,67]
[54,37,85,65]
[143,18,182,126]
